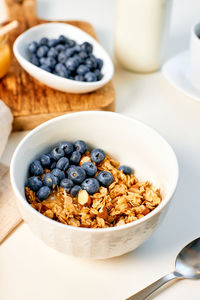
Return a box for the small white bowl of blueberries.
[13,23,114,93]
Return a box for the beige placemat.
[0,163,22,244]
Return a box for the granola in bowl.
[25,140,161,228]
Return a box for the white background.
[1,0,200,299]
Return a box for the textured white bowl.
[10,112,179,259]
[13,23,114,93]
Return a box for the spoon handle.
[126,272,180,300]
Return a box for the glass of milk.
[114,0,173,73]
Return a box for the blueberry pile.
[26,140,120,201]
[27,35,104,82]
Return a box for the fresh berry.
[60,178,74,191]
[91,148,105,163]
[40,154,51,168]
[84,71,97,82]
[40,57,56,68]
[70,185,81,197]
[85,57,97,69]
[51,147,65,161]
[51,168,65,181]
[26,176,43,192]
[65,56,80,71]
[67,166,86,184]
[81,178,99,195]
[36,45,49,58]
[74,75,84,81]
[55,44,66,52]
[118,165,132,175]
[96,58,103,70]
[76,64,90,75]
[29,160,44,176]
[70,151,81,165]
[55,63,69,78]
[58,51,67,63]
[40,37,49,46]
[94,69,102,80]
[79,51,88,60]
[67,39,76,47]
[37,186,51,201]
[96,171,113,187]
[58,35,68,44]
[28,41,38,53]
[48,39,58,47]
[81,162,97,177]
[65,47,76,58]
[40,65,51,72]
[31,55,40,66]
[74,140,87,154]
[56,157,69,171]
[47,47,58,58]
[43,173,58,188]
[50,161,57,170]
[59,141,74,156]
[80,42,93,54]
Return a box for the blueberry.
[76,64,90,75]
[81,162,97,177]
[55,44,66,52]
[40,37,49,46]
[86,57,97,70]
[67,39,76,47]
[40,57,56,68]
[91,148,105,163]
[74,140,87,154]
[47,47,58,58]
[73,54,82,65]
[96,58,103,70]
[84,72,97,82]
[74,45,81,52]
[70,185,81,197]
[65,57,80,71]
[65,47,76,58]
[48,39,58,47]
[79,51,88,60]
[51,168,65,181]
[37,186,51,201]
[26,176,43,192]
[58,51,67,63]
[70,151,81,165]
[55,63,69,78]
[43,173,58,189]
[59,141,74,156]
[56,157,69,171]
[94,69,102,81]
[36,45,49,58]
[40,65,51,72]
[50,161,57,170]
[81,178,99,195]
[96,171,113,187]
[80,42,93,54]
[31,55,40,66]
[28,41,38,53]
[58,35,68,44]
[51,147,65,161]
[29,160,44,176]
[118,165,132,175]
[60,178,74,191]
[40,154,51,168]
[74,75,84,81]
[67,166,86,184]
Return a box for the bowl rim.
[10,111,179,233]
[13,22,114,88]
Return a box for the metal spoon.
[126,237,200,300]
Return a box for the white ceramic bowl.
[10,112,179,259]
[13,23,114,93]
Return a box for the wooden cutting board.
[0,0,115,131]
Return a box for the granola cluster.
[25,153,161,228]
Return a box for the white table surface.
[1,0,200,299]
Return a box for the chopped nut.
[78,190,91,206]
[98,206,108,220]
